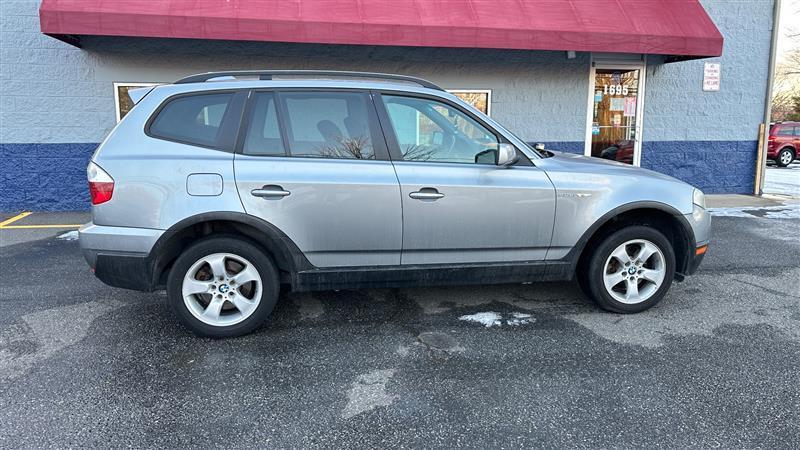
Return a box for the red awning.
[39,0,723,59]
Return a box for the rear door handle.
[409,188,444,200]
[251,185,290,198]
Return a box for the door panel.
[234,90,401,268]
[235,156,402,267]
[394,162,556,265]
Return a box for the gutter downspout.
[755,0,781,195]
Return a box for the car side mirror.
[497,143,520,167]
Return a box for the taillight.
[87,162,114,205]
[768,135,776,141]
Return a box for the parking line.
[0,211,32,228]
[1,224,82,229]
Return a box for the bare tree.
[772,2,800,121]
[316,135,373,159]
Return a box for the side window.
[794,127,800,137]
[243,92,285,156]
[381,95,499,164]
[149,92,234,148]
[776,126,793,136]
[279,92,375,159]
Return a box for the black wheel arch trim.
[563,201,697,273]
[148,211,315,289]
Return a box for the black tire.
[776,148,795,168]
[579,226,676,314]
[166,236,280,338]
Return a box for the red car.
[768,122,799,167]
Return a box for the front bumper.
[679,205,711,278]
[684,245,707,276]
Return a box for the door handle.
[409,188,444,200]
[251,185,290,198]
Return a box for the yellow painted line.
[0,211,32,228]
[1,224,82,229]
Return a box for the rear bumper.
[79,223,162,291]
[87,251,155,291]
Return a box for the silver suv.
[80,70,710,337]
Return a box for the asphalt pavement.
[1,176,799,447]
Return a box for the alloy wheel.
[602,239,666,304]
[780,150,793,166]
[182,252,263,327]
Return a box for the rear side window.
[149,92,234,148]
[243,92,285,156]
[776,126,794,136]
[279,92,375,159]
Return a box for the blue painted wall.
[0,143,96,211]
[641,141,757,194]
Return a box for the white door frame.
[584,57,647,166]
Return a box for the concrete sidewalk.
[706,194,797,209]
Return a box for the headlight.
[693,189,706,209]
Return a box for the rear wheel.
[580,226,675,313]
[167,236,279,338]
[776,148,794,167]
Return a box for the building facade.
[0,0,776,211]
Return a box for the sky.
[777,0,800,63]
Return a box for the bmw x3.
[80,71,710,337]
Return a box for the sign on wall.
[702,63,721,92]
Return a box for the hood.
[544,151,681,183]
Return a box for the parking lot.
[1,167,799,448]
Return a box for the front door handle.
[251,185,290,198]
[409,188,444,200]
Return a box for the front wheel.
[776,148,794,167]
[166,236,280,338]
[580,226,676,313]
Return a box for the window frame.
[114,82,159,122]
[235,88,390,161]
[144,89,247,153]
[238,90,290,157]
[373,90,530,166]
[446,89,492,116]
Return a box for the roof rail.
[174,70,443,90]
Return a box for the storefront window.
[114,82,158,122]
[448,90,491,116]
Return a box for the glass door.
[586,64,644,165]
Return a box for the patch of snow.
[506,312,536,326]
[763,165,800,197]
[459,312,503,327]
[56,230,79,240]
[708,203,800,220]
[459,311,536,327]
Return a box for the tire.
[579,226,676,314]
[776,148,795,168]
[166,236,280,338]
